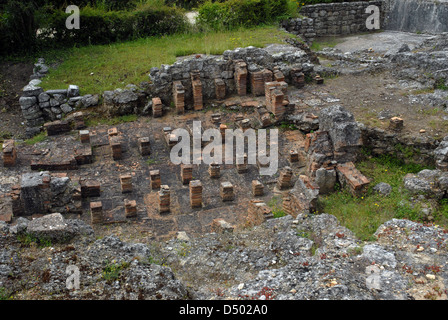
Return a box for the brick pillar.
[189,180,202,208]
[250,69,272,96]
[124,199,137,218]
[208,163,220,178]
[191,70,203,111]
[108,128,122,160]
[79,130,90,144]
[211,113,221,124]
[389,117,404,132]
[220,182,234,201]
[273,68,285,82]
[219,124,227,140]
[236,153,248,173]
[214,78,226,100]
[152,97,163,118]
[90,201,103,224]
[289,150,299,163]
[277,166,293,190]
[265,81,288,120]
[173,81,185,114]
[80,179,101,198]
[120,174,132,193]
[234,60,248,96]
[138,137,151,156]
[70,111,86,130]
[290,68,305,88]
[158,185,170,213]
[181,164,193,185]
[252,180,264,197]
[2,140,16,167]
[150,170,161,190]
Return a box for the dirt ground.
[0,62,33,139]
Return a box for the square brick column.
[152,97,163,118]
[220,182,234,201]
[158,185,170,213]
[173,81,185,114]
[191,70,203,111]
[234,60,248,96]
[189,180,202,208]
[90,201,103,224]
[2,140,16,167]
[150,170,161,190]
[120,174,132,193]
[252,180,264,197]
[181,164,193,185]
[138,137,151,156]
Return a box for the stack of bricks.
[181,164,193,185]
[191,70,203,111]
[189,180,202,208]
[314,75,324,84]
[172,81,185,114]
[44,120,71,136]
[234,60,248,96]
[67,111,86,130]
[79,130,90,144]
[120,174,133,193]
[138,137,151,156]
[90,201,103,224]
[80,179,101,198]
[236,153,248,173]
[211,113,221,124]
[2,140,16,167]
[163,127,178,149]
[389,117,404,132]
[290,68,305,89]
[265,81,288,120]
[273,68,285,82]
[220,182,234,201]
[256,107,273,128]
[214,78,226,101]
[289,150,300,163]
[124,199,137,218]
[150,170,161,190]
[108,128,122,160]
[247,200,273,226]
[252,180,264,197]
[250,69,273,96]
[208,163,221,178]
[240,119,251,131]
[336,162,370,197]
[158,185,170,213]
[277,166,293,190]
[152,97,163,118]
[74,144,93,165]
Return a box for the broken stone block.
[138,137,151,156]
[211,113,221,124]
[214,78,226,100]
[158,185,171,214]
[44,120,71,136]
[191,70,203,111]
[152,97,163,118]
[90,201,103,224]
[336,162,370,197]
[234,60,248,96]
[181,164,193,185]
[150,170,161,190]
[315,167,336,194]
[252,180,264,197]
[79,130,90,144]
[314,75,324,84]
[220,182,235,201]
[120,174,133,193]
[172,81,185,114]
[189,180,202,208]
[124,199,137,218]
[389,117,404,132]
[2,139,17,167]
[247,200,273,226]
[277,166,293,190]
[211,218,234,234]
[282,175,319,217]
[108,127,119,137]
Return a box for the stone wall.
[282,1,385,41]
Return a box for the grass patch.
[317,155,443,241]
[23,132,47,145]
[0,287,11,300]
[310,37,341,52]
[85,114,139,127]
[40,25,296,95]
[268,195,287,218]
[102,261,130,282]
[17,233,53,248]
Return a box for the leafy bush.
[197,0,297,31]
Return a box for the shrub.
[197,0,297,31]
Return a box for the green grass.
[23,132,47,145]
[85,114,139,127]
[102,261,130,282]
[40,25,296,95]
[0,287,11,300]
[310,37,341,51]
[318,155,446,241]
[268,195,287,218]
